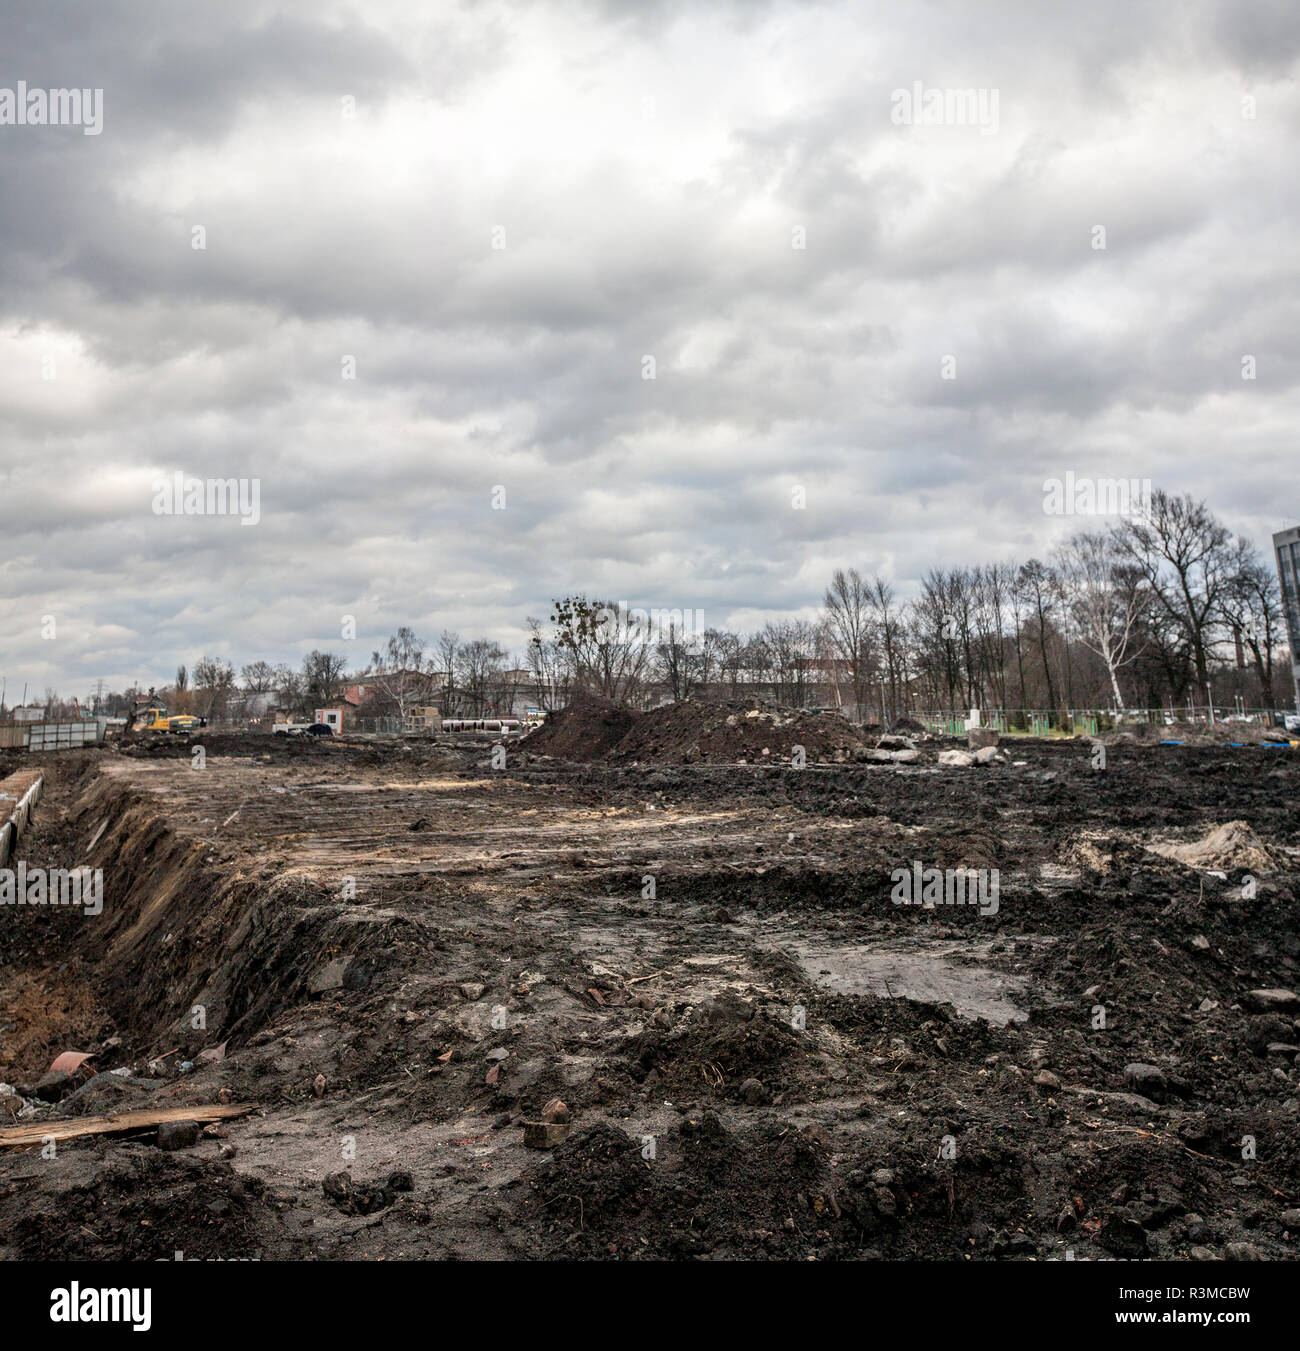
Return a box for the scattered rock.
[156,1119,202,1151]
[876,735,915,751]
[1124,1063,1167,1100]
[322,1171,394,1215]
[524,1120,570,1149]
[307,959,348,995]
[938,750,975,768]
[541,1098,570,1123]
[1099,1212,1149,1257]
[1242,989,1299,1014]
[459,982,486,1001]
[738,1077,772,1105]
[1033,1069,1061,1094]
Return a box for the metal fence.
[914,707,1287,737]
[355,717,405,735]
[0,719,108,751]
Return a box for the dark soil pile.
[619,991,806,1099]
[522,695,644,759]
[527,1113,834,1258]
[612,696,864,765]
[528,694,865,765]
[10,1149,307,1260]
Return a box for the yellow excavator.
[132,705,204,734]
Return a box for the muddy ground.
[1,732,1298,1261]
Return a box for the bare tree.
[549,596,650,705]
[454,638,506,715]
[916,570,966,711]
[436,630,461,709]
[526,616,573,710]
[192,656,235,720]
[173,664,190,714]
[1116,490,1232,691]
[1220,537,1284,711]
[302,650,348,707]
[823,568,874,717]
[757,619,819,707]
[867,574,906,722]
[713,629,744,694]
[371,626,437,723]
[1055,531,1148,714]
[655,619,700,702]
[241,660,275,692]
[1016,560,1060,713]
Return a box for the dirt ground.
[1,729,1298,1261]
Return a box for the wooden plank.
[0,1101,256,1149]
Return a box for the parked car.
[304,722,334,736]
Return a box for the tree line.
[27,489,1289,726]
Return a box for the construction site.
[1,699,1297,1263]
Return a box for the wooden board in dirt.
[0,1101,256,1148]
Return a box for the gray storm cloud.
[1,0,1298,694]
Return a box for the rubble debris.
[541,1098,570,1123]
[524,1120,570,1148]
[48,1051,95,1074]
[322,1170,401,1215]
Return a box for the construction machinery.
[133,706,204,734]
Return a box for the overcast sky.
[2,0,1298,699]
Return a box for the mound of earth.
[1147,819,1284,873]
[524,694,864,765]
[527,1113,834,1258]
[522,695,644,759]
[620,991,803,1099]
[611,696,865,765]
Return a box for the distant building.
[403,706,441,734]
[1274,525,1300,710]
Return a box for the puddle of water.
[785,940,1030,1025]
